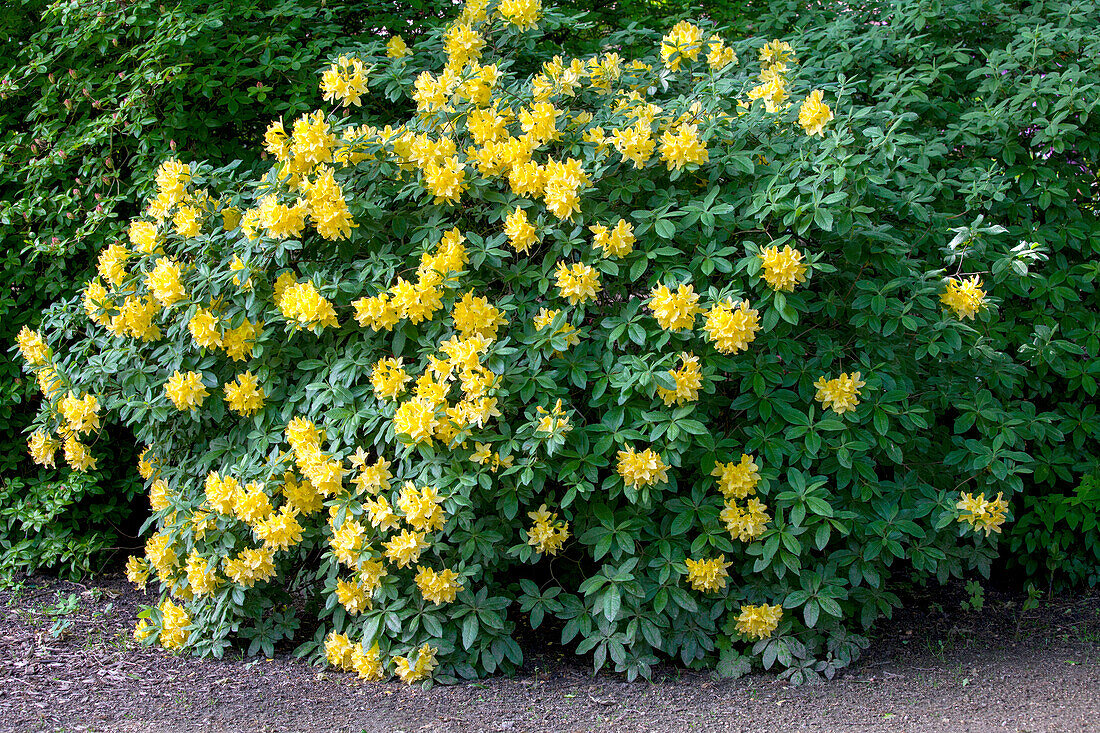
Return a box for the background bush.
[0,0,447,578]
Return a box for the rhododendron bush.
[18,0,1039,684]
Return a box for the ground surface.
[1,576,1098,733]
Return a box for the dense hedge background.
[2,0,1098,656]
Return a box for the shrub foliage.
[13,0,1098,684]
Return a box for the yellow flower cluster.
[747,40,796,113]
[660,21,703,71]
[533,308,579,352]
[498,0,541,29]
[16,326,48,365]
[590,219,635,257]
[703,299,760,354]
[277,279,339,330]
[798,89,834,137]
[414,566,464,604]
[371,357,411,400]
[223,546,277,587]
[736,603,783,639]
[28,430,60,467]
[394,644,438,683]
[659,123,708,170]
[684,555,731,593]
[320,55,369,108]
[616,444,669,490]
[759,245,808,291]
[164,370,208,411]
[941,275,987,320]
[813,371,866,414]
[714,453,770,542]
[58,391,100,435]
[648,282,701,331]
[158,599,191,650]
[145,258,187,307]
[535,399,571,434]
[956,492,1010,536]
[527,504,570,554]
[223,371,265,416]
[656,353,703,406]
[554,262,601,305]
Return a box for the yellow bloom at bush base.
[736,603,783,640]
[351,642,385,680]
[224,371,265,416]
[712,454,760,500]
[159,599,191,650]
[941,275,987,320]
[648,283,701,331]
[185,552,219,597]
[616,444,669,489]
[394,644,438,684]
[703,299,760,354]
[324,631,355,669]
[684,555,731,593]
[415,566,464,604]
[759,245,808,291]
[125,555,150,588]
[957,491,1010,536]
[813,371,866,415]
[164,371,209,411]
[527,504,570,554]
[798,90,834,137]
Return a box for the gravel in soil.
[1,576,1098,733]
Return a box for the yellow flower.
[145,258,187,307]
[336,576,372,614]
[590,219,634,257]
[711,454,760,500]
[659,123,708,171]
[394,644,438,684]
[759,39,797,68]
[185,553,219,597]
[155,159,191,206]
[303,165,356,240]
[159,599,191,650]
[28,430,60,467]
[330,518,366,567]
[397,483,446,532]
[736,603,783,640]
[527,504,569,554]
[941,276,987,320]
[351,642,385,680]
[554,262,601,305]
[660,20,703,71]
[721,498,770,542]
[498,0,541,29]
[609,121,654,168]
[707,37,736,70]
[97,243,129,286]
[702,299,760,354]
[616,444,669,489]
[290,110,337,165]
[15,326,48,365]
[63,435,96,472]
[173,205,202,237]
[324,631,355,669]
[320,55,369,108]
[387,36,411,59]
[277,280,339,330]
[648,283,701,331]
[684,555,731,593]
[535,399,571,435]
[257,194,308,239]
[222,318,259,361]
[393,397,439,444]
[223,371,265,416]
[759,245,808,291]
[956,492,1010,536]
[254,509,304,551]
[655,353,703,406]
[125,555,150,588]
[188,307,222,349]
[415,566,464,605]
[504,207,539,254]
[371,357,411,400]
[383,529,429,568]
[164,371,209,411]
[128,220,160,252]
[813,371,866,414]
[223,547,277,587]
[798,90,834,137]
[58,391,100,435]
[452,291,506,339]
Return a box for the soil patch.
[1,576,1098,733]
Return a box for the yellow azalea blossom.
[28,430,60,467]
[145,257,187,307]
[387,36,411,59]
[159,599,191,650]
[703,299,760,354]
[499,0,541,29]
[616,444,669,489]
[504,207,539,254]
[659,123,708,170]
[722,498,771,542]
[164,371,208,411]
[320,55,369,108]
[394,644,438,684]
[125,555,150,588]
[712,454,760,500]
[527,504,569,554]
[813,371,866,414]
[957,491,1010,536]
[759,245,808,291]
[656,353,703,406]
[351,642,385,680]
[648,283,701,331]
[798,90,834,137]
[684,555,731,593]
[415,566,464,604]
[16,326,48,365]
[223,547,277,587]
[383,529,429,568]
[63,436,96,472]
[58,391,100,435]
[941,275,987,320]
[324,631,355,669]
[554,262,601,305]
[590,219,634,257]
[223,371,265,416]
[736,603,783,639]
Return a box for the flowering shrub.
[18,0,1046,684]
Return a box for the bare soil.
[1,575,1098,733]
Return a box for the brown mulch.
[1,575,1098,733]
